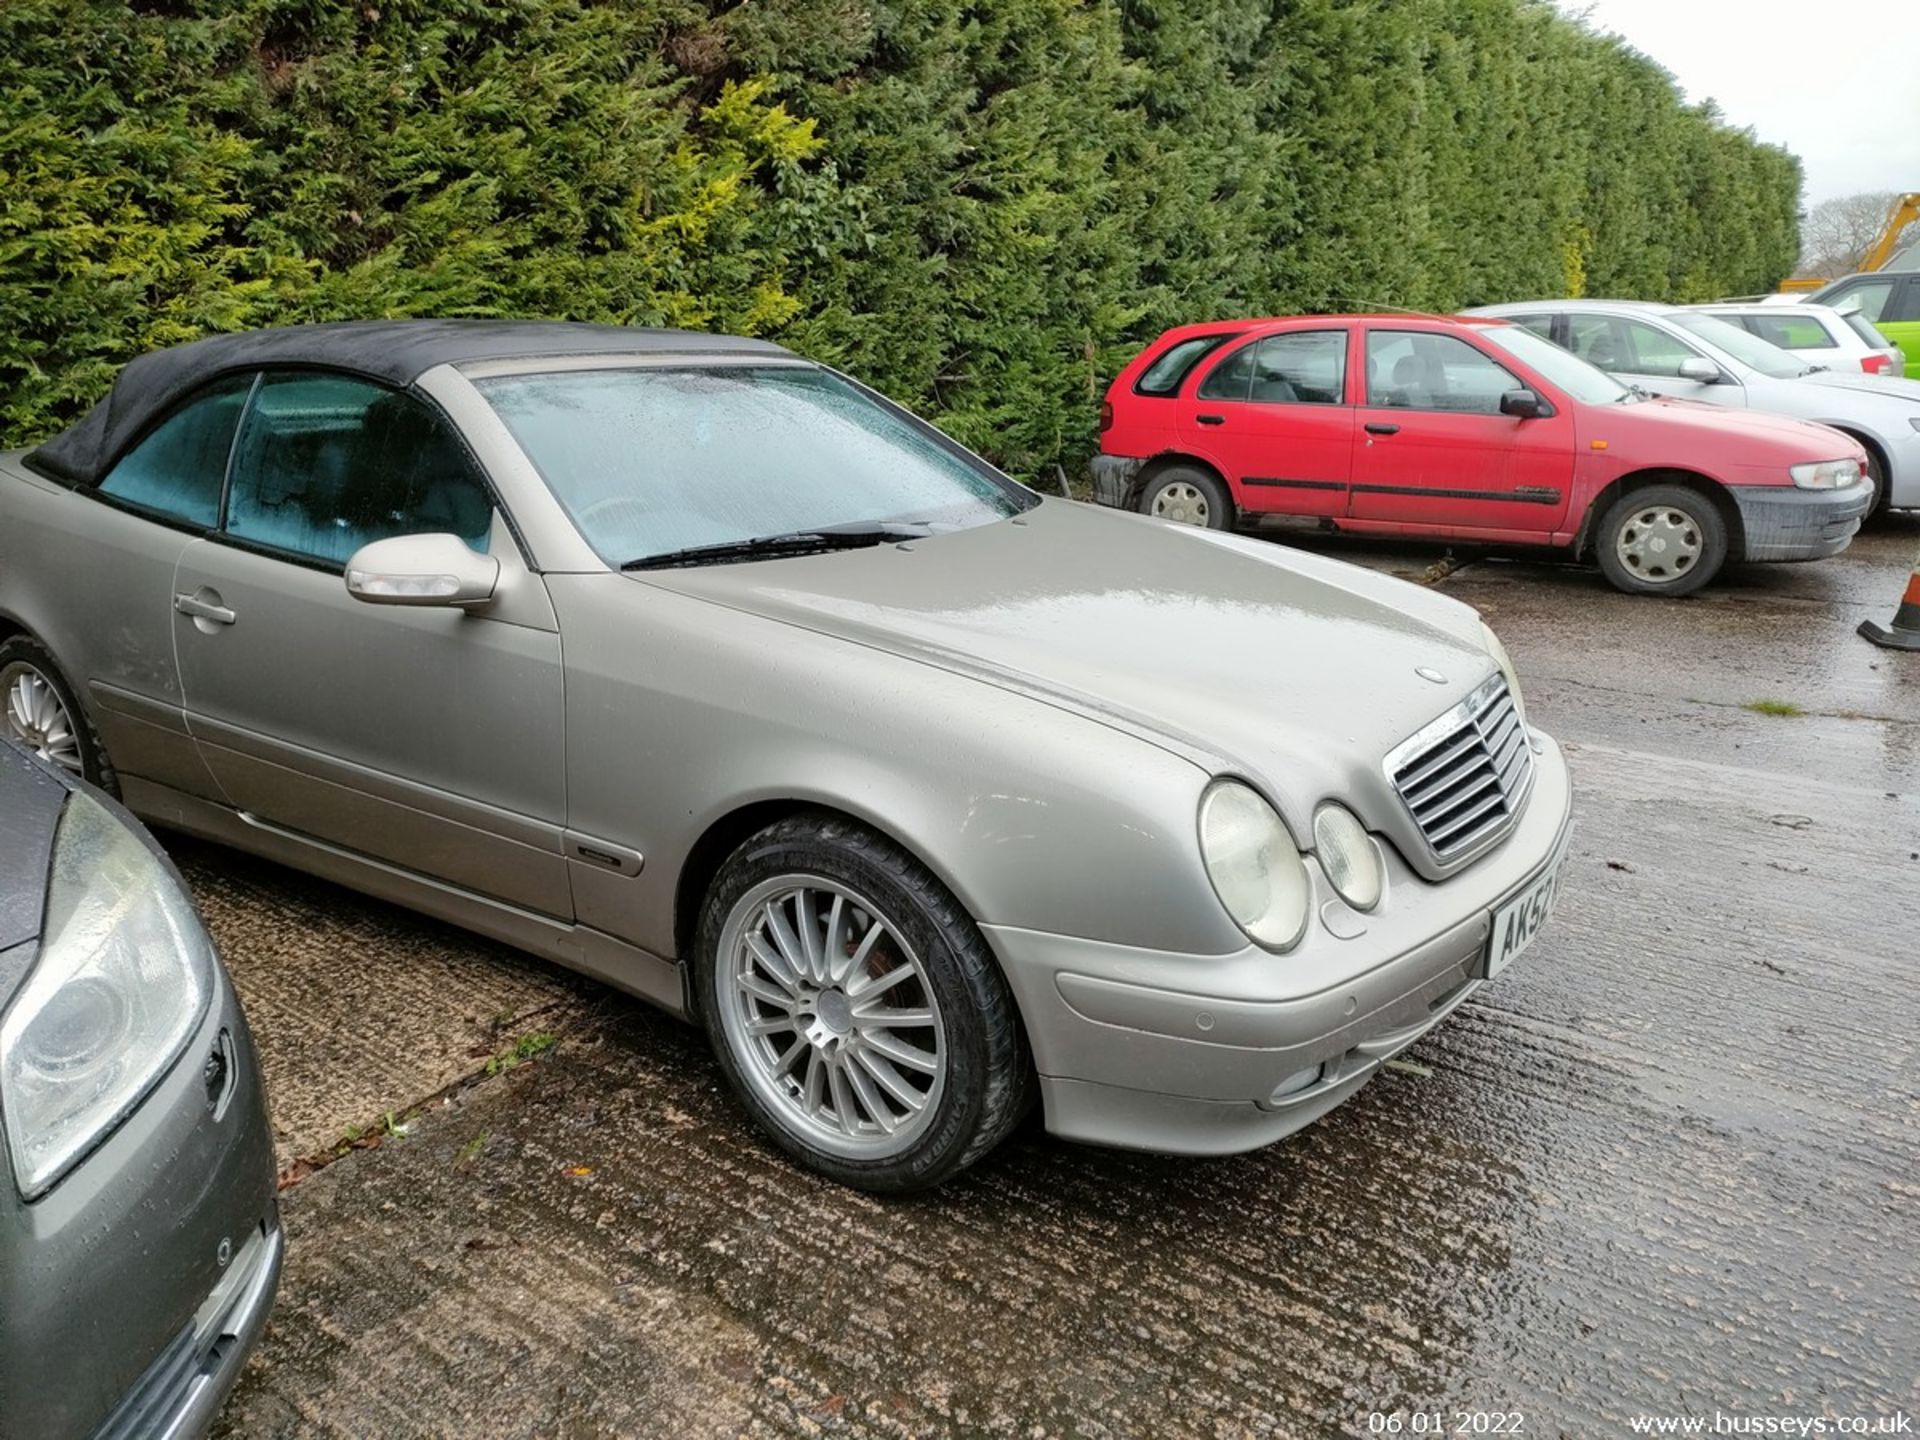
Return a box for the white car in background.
[1467,299,1920,517]
[1695,302,1905,380]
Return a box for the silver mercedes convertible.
[0,321,1572,1191]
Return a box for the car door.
[24,378,256,803]
[1176,330,1354,517]
[171,369,572,917]
[1565,313,1744,407]
[1349,328,1571,534]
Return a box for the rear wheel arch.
[1576,469,1743,561]
[1133,452,1230,508]
[0,626,116,791]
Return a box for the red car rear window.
[1134,334,1238,397]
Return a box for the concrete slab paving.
[179,519,1918,1438]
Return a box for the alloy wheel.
[1614,506,1702,585]
[1,662,83,774]
[717,878,947,1160]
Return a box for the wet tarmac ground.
[192,518,1920,1438]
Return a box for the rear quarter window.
[1740,313,1835,350]
[96,373,254,528]
[1134,335,1236,397]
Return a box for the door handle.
[174,592,237,626]
[1364,422,1400,436]
[1195,414,1226,426]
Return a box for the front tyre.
[1594,484,1727,596]
[695,814,1032,1192]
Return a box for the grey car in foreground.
[0,741,279,1439]
[0,321,1572,1191]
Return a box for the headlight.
[1198,781,1310,950]
[1313,804,1383,911]
[1480,620,1527,730]
[1789,458,1860,490]
[1,791,212,1197]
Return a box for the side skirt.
[119,776,689,1018]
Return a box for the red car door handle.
[1364,422,1400,436]
[1195,414,1226,426]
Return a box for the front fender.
[546,575,1244,961]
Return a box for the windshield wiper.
[621,522,925,571]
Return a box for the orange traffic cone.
[1859,543,1920,651]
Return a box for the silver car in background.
[1469,299,1920,516]
[0,322,1572,1192]
[1694,301,1906,381]
[0,740,279,1440]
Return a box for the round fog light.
[1313,804,1383,912]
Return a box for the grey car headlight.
[1313,804,1383,912]
[1,791,212,1198]
[1480,620,1527,730]
[1199,780,1310,950]
[1789,458,1859,490]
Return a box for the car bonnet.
[627,498,1498,839]
[1796,368,1920,405]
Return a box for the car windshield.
[475,365,1034,566]
[1671,314,1808,378]
[1476,324,1630,404]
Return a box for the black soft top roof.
[27,319,792,486]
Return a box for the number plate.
[1483,854,1563,978]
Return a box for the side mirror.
[1499,388,1554,420]
[345,533,499,609]
[1677,357,1722,384]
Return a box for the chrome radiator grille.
[1387,676,1533,861]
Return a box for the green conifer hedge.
[0,0,1801,477]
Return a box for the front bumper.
[983,731,1573,1156]
[0,969,280,1440]
[1090,454,1145,509]
[1732,477,1873,561]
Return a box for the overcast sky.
[1562,0,1920,206]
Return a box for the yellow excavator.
[1781,191,1920,292]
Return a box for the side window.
[1566,314,1630,372]
[1893,279,1920,323]
[1829,279,1896,323]
[224,372,493,568]
[1506,314,1557,342]
[96,374,254,528]
[1196,342,1259,402]
[1615,319,1703,378]
[1135,335,1234,397]
[1247,331,1347,405]
[1743,313,1834,350]
[1365,331,1520,415]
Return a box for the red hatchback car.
[1093,315,1874,594]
